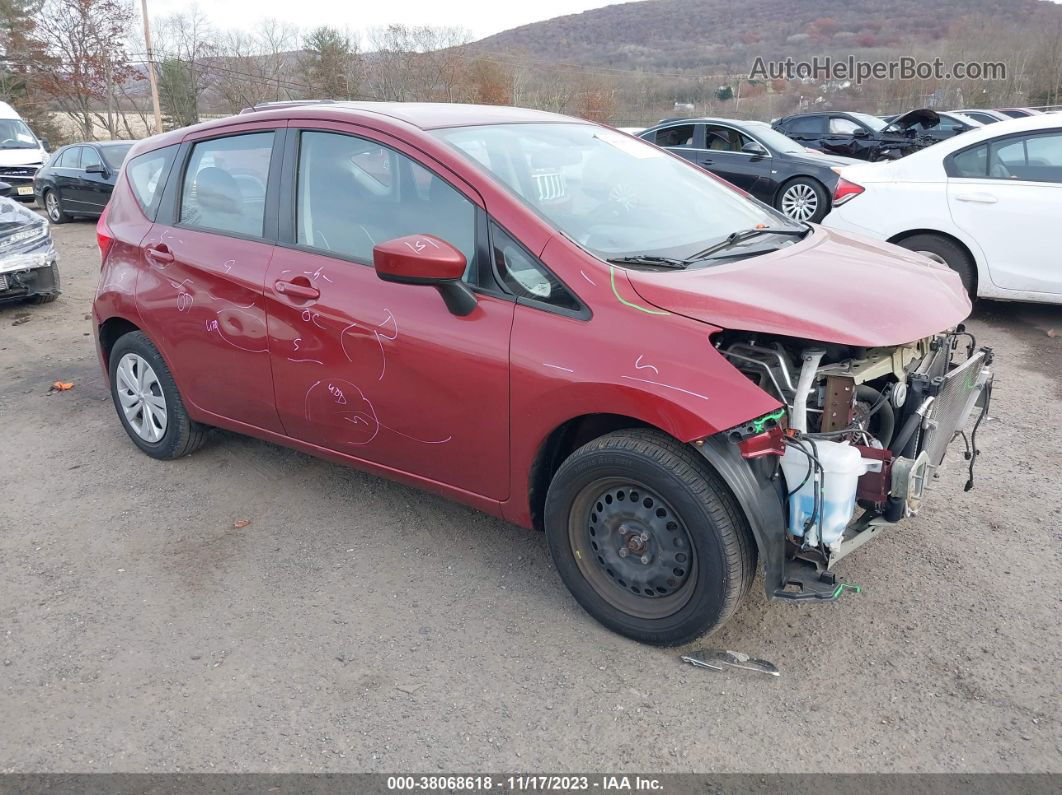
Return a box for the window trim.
[166,127,285,243]
[945,130,1062,182]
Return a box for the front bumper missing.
[0,246,59,303]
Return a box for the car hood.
[624,226,971,347]
[885,108,940,132]
[0,147,45,167]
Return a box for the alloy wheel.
[780,183,819,221]
[115,352,168,442]
[45,192,60,222]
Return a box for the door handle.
[955,192,998,204]
[274,278,320,301]
[144,244,174,264]
[701,158,714,165]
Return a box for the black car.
[34,140,133,223]
[773,110,940,162]
[880,110,980,142]
[0,182,59,304]
[638,117,859,222]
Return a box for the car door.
[135,123,286,432]
[822,115,866,157]
[650,123,701,164]
[946,130,1062,295]
[263,124,514,499]
[52,146,84,210]
[76,145,110,213]
[697,124,768,195]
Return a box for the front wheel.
[544,429,755,646]
[894,233,976,298]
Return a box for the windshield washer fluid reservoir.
[780,439,871,552]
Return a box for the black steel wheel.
[545,429,755,646]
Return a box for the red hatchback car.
[94,102,993,645]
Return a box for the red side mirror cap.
[373,234,466,284]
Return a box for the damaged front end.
[716,328,993,600]
[0,197,59,304]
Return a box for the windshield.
[434,122,797,262]
[101,144,133,169]
[851,112,888,132]
[0,119,39,150]
[744,122,806,154]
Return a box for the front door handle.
[274,278,320,301]
[955,192,998,204]
[144,244,174,264]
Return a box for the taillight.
[96,204,114,265]
[833,177,865,206]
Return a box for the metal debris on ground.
[680,649,780,677]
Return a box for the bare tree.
[155,4,216,127]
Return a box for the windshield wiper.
[606,254,689,269]
[685,226,808,262]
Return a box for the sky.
[146,0,629,41]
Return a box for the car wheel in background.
[777,177,828,223]
[894,233,977,298]
[43,189,69,224]
[108,331,209,460]
[544,429,755,646]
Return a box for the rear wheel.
[544,429,754,646]
[109,331,208,459]
[777,177,828,223]
[43,189,69,224]
[894,233,976,298]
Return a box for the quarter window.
[126,145,178,217]
[491,223,579,312]
[656,125,696,148]
[180,132,274,238]
[295,130,475,268]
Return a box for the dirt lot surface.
[1,219,1060,774]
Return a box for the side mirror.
[85,163,106,175]
[852,128,869,138]
[741,140,768,156]
[373,234,477,316]
[0,181,11,197]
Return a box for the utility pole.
[141,0,163,134]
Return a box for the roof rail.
[239,99,339,115]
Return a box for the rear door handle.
[144,244,174,264]
[274,278,320,301]
[955,192,998,204]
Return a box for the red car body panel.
[93,102,970,532]
[626,227,972,348]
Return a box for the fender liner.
[693,435,786,599]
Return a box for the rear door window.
[126,144,178,218]
[786,116,826,135]
[655,125,696,148]
[57,147,81,168]
[180,132,274,238]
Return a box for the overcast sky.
[146,0,627,41]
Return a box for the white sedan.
[823,114,1062,304]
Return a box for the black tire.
[894,233,976,298]
[43,189,69,224]
[776,177,829,223]
[544,429,755,646]
[108,331,209,460]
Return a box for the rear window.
[126,144,177,218]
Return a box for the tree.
[31,0,138,140]
[155,6,215,129]
[300,25,359,99]
[0,0,62,143]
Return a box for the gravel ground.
[1,219,1060,773]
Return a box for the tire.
[776,177,828,223]
[108,331,209,460]
[894,233,976,298]
[544,429,755,646]
[43,189,69,224]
